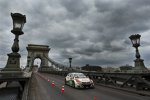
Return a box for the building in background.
[102,66,120,72]
[119,64,133,72]
[81,64,102,72]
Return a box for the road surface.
[28,72,150,100]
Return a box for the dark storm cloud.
[73,46,102,56]
[60,0,89,18]
[0,0,150,68]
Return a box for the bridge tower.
[26,44,50,71]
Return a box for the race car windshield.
[74,73,86,78]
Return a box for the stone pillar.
[133,59,148,73]
[3,53,21,71]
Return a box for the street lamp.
[129,34,148,72]
[11,13,26,35]
[129,34,141,59]
[11,13,26,53]
[3,13,26,72]
[69,58,72,68]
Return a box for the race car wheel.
[65,79,67,85]
[72,81,75,88]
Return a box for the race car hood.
[76,78,91,82]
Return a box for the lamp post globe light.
[129,34,148,73]
[69,57,72,68]
[3,13,26,72]
[11,13,26,35]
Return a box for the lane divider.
[48,79,50,82]
[94,96,97,100]
[61,86,65,94]
[51,81,55,87]
[36,73,65,97]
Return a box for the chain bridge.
[0,44,150,100]
[1,12,150,100]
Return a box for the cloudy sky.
[1,0,150,68]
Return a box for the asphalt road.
[29,72,150,100]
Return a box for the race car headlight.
[90,80,93,83]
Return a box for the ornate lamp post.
[129,34,148,72]
[3,13,26,72]
[68,58,72,68]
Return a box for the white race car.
[65,72,94,88]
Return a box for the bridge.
[0,13,150,100]
[0,44,150,100]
